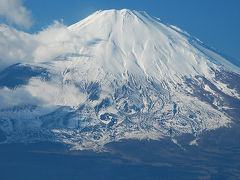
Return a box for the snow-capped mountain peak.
[0,9,240,150]
[64,9,238,83]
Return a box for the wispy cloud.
[0,0,33,29]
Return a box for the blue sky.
[1,0,240,63]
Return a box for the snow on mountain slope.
[0,9,240,150]
[68,9,239,78]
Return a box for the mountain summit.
[68,9,239,79]
[0,9,240,150]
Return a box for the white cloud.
[26,78,88,107]
[0,21,79,70]
[33,21,76,62]
[0,86,43,109]
[0,24,36,70]
[0,0,33,28]
[0,77,88,109]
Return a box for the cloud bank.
[0,0,33,28]
[0,20,89,109]
[0,21,77,70]
[0,24,36,69]
[0,86,43,109]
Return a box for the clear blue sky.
[21,0,240,63]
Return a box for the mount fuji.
[0,9,240,151]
